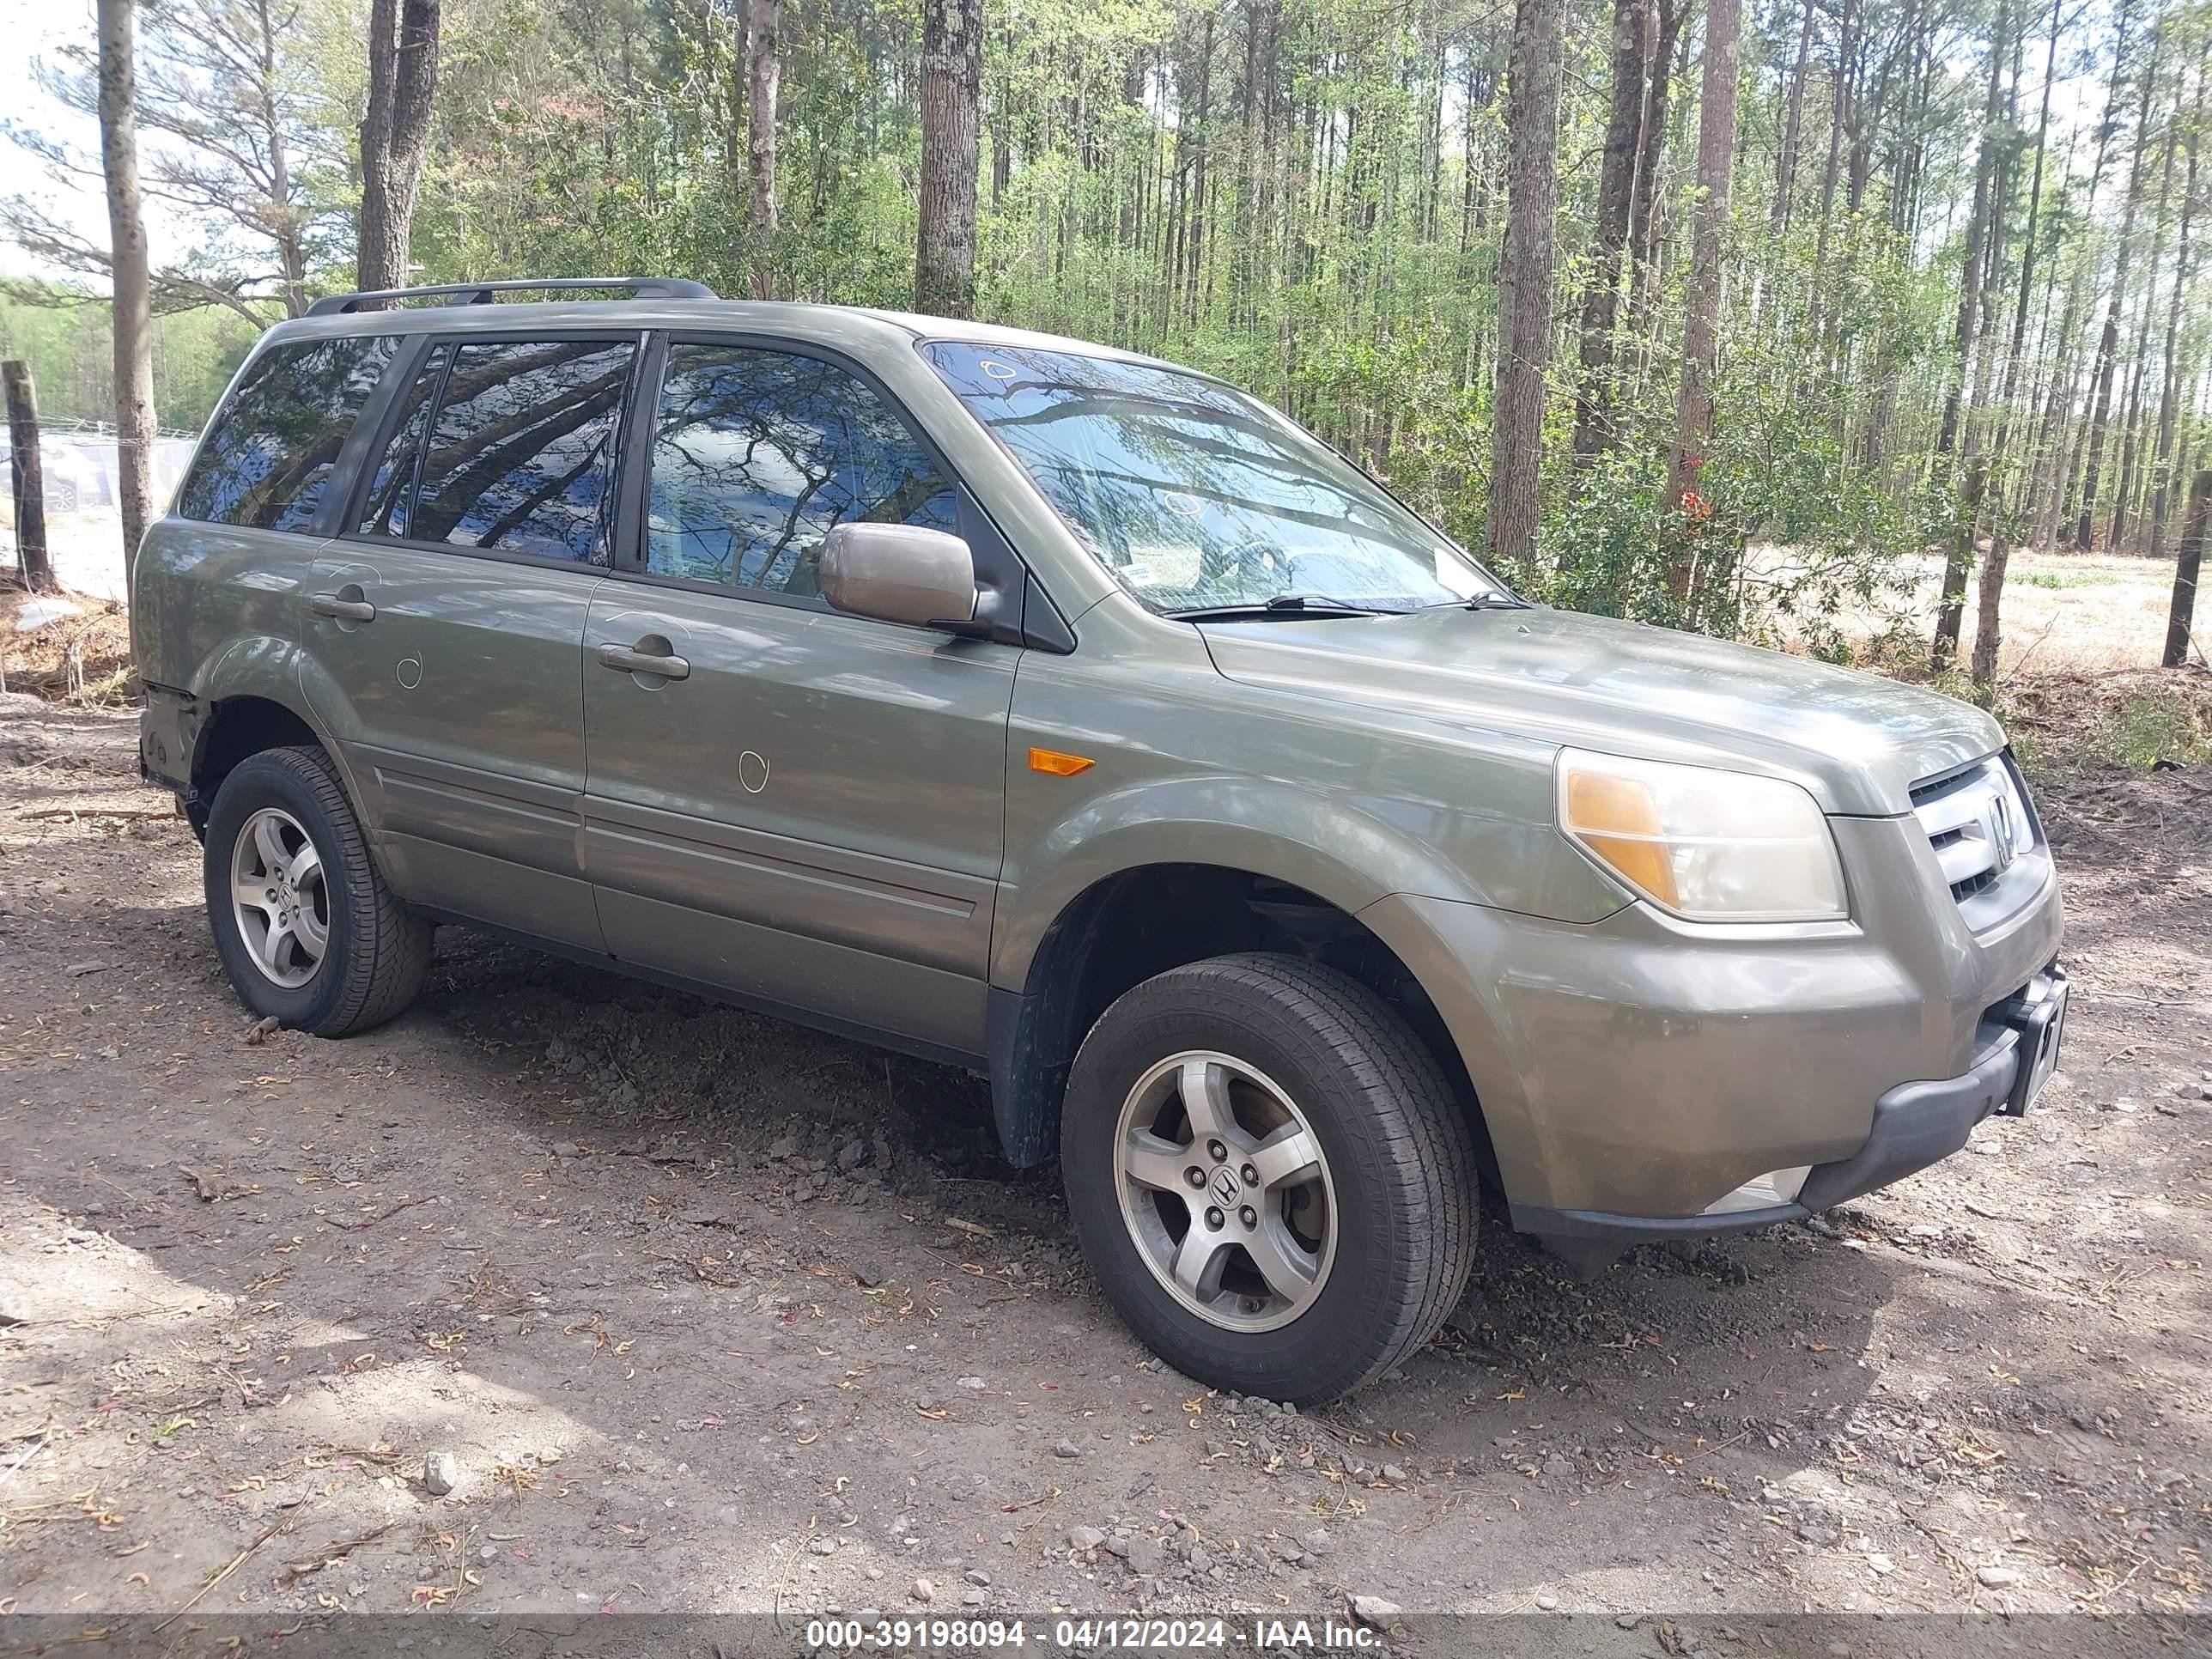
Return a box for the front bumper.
[1358,808,2065,1256]
[1510,963,2064,1267]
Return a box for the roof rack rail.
[306,277,718,317]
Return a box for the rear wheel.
[1061,953,1478,1404]
[203,746,430,1036]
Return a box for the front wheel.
[1061,953,1478,1404]
[202,745,431,1036]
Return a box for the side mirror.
[819,523,981,632]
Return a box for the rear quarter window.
[175,335,399,530]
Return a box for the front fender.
[990,772,1615,991]
[994,614,1628,997]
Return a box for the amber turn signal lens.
[1028,747,1096,777]
[1563,769,1681,908]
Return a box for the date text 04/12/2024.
[802,1617,1390,1650]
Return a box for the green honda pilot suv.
[135,278,2068,1403]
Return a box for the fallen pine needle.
[158,1505,302,1630]
[0,1431,50,1491]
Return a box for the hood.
[1197,605,2003,816]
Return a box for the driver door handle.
[309,593,375,623]
[598,643,690,681]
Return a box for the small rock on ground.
[1351,1595,1402,1626]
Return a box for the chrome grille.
[1910,755,2035,905]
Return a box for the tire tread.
[208,746,430,1036]
[1065,951,1480,1402]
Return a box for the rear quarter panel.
[135,521,323,694]
[132,520,371,793]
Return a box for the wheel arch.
[177,636,368,833]
[985,855,1497,1181]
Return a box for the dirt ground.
[1,679,2208,1656]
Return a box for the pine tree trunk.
[1666,0,1741,568]
[725,0,750,202]
[2148,50,2204,563]
[1931,14,2014,669]
[1997,0,2062,441]
[2166,469,2212,668]
[745,0,781,300]
[1935,25,2007,462]
[1970,502,2009,687]
[356,0,441,293]
[2033,250,2090,543]
[2114,67,2182,552]
[98,0,156,585]
[1811,0,1854,295]
[1486,0,1565,572]
[1625,0,1683,330]
[1183,11,1214,328]
[1772,0,1814,233]
[1570,0,1653,469]
[1964,0,2061,682]
[2075,27,2160,548]
[916,0,983,317]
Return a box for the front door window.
[646,344,958,597]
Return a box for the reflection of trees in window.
[412,341,635,563]
[924,343,1468,611]
[176,336,398,530]
[647,345,957,595]
[357,343,450,539]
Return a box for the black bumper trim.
[1515,992,2045,1271]
[1791,1030,2017,1210]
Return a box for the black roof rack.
[306,277,718,317]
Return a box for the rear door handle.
[309,593,376,623]
[598,643,690,681]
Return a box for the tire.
[1060,952,1479,1405]
[202,745,431,1036]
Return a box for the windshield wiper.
[1167,592,1391,621]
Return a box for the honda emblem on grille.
[1985,793,2017,872]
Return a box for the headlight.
[1556,749,1847,922]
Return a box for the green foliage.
[1508,215,1938,641]
[2094,691,2212,771]
[14,0,2203,671]
[0,290,262,430]
[2008,568,2121,589]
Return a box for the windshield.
[922,342,1506,615]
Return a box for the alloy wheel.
[1112,1050,1337,1333]
[229,806,330,988]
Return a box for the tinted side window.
[175,335,398,530]
[411,339,635,563]
[357,342,451,539]
[647,344,957,596]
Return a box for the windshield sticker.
[1164,490,1204,518]
[979,358,1018,381]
